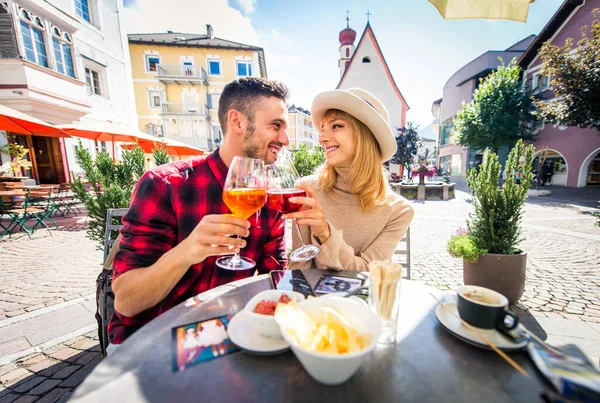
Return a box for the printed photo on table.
[314,275,364,294]
[171,315,237,372]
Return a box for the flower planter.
[463,252,527,305]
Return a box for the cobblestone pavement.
[0,211,102,321]
[0,331,100,402]
[409,189,600,323]
[0,190,599,401]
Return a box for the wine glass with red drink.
[266,156,320,262]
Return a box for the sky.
[121,0,565,130]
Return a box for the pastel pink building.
[518,0,600,187]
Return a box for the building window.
[85,67,101,95]
[148,90,161,108]
[94,140,107,153]
[345,48,349,57]
[19,10,48,68]
[236,61,252,77]
[208,93,220,109]
[145,54,160,73]
[145,124,163,137]
[51,28,75,78]
[208,59,221,75]
[75,0,90,22]
[439,120,454,146]
[362,56,371,63]
[533,73,550,91]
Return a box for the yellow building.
[287,105,318,150]
[128,25,267,150]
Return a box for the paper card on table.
[171,315,237,373]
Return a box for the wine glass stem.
[230,235,242,267]
[293,219,307,246]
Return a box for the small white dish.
[228,310,290,355]
[435,301,527,352]
[244,290,306,339]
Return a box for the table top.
[72,270,550,402]
[0,190,27,196]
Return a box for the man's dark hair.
[218,77,289,134]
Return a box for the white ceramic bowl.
[244,290,306,339]
[280,296,381,385]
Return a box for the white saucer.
[228,310,290,355]
[435,301,527,352]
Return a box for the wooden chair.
[96,208,129,356]
[392,227,411,280]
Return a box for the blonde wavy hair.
[316,109,390,211]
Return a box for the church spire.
[338,12,356,77]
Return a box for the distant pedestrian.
[545,161,554,185]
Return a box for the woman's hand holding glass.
[266,157,321,262]
[282,183,331,244]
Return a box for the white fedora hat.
[311,88,397,162]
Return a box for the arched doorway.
[578,148,600,187]
[533,149,568,186]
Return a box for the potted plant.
[410,163,436,185]
[0,135,31,177]
[447,139,535,305]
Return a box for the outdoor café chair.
[96,208,129,356]
[27,187,58,233]
[52,183,81,217]
[1,189,37,239]
[393,227,411,279]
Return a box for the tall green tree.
[453,59,537,153]
[536,8,600,131]
[390,122,421,171]
[292,143,325,177]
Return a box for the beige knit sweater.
[291,167,414,271]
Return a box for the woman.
[283,88,414,271]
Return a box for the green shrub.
[152,142,171,166]
[447,139,535,260]
[292,143,325,177]
[70,140,145,249]
[447,234,486,263]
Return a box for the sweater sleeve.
[310,198,414,271]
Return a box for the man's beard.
[241,121,274,163]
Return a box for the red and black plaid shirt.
[108,149,287,344]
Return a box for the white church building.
[336,17,409,132]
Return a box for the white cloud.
[121,0,259,44]
[269,29,291,45]
[238,0,256,14]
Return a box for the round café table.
[71,270,550,402]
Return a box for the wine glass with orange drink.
[216,156,268,271]
[266,156,320,262]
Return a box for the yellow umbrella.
[429,0,534,22]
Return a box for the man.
[107,77,290,347]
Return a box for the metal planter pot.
[463,252,527,305]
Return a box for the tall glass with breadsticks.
[368,260,403,345]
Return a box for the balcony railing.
[161,102,209,115]
[157,64,207,82]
